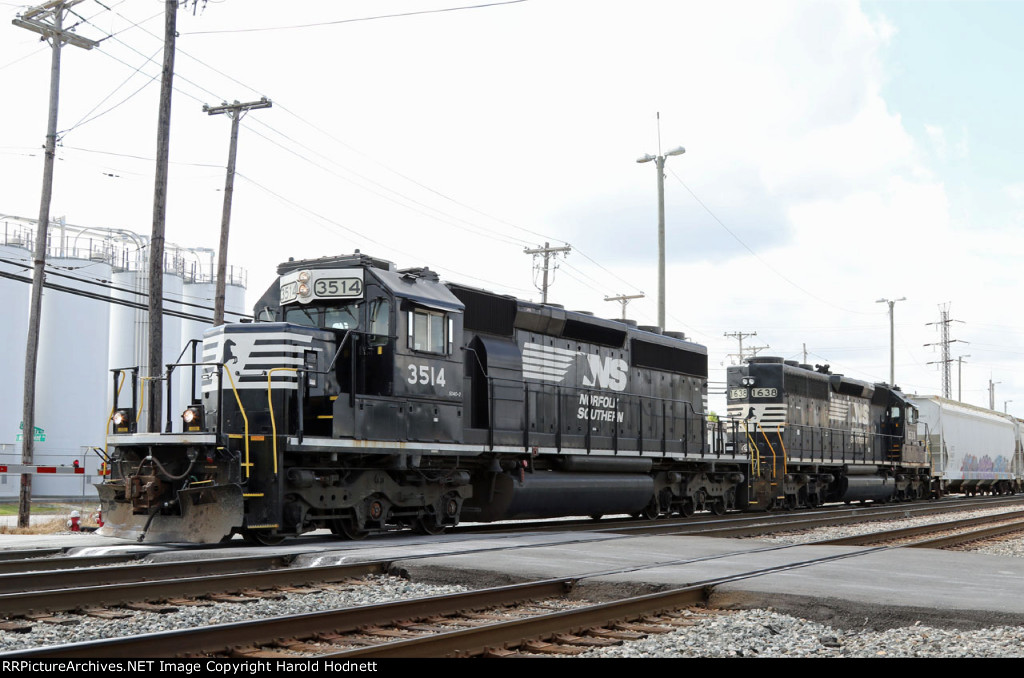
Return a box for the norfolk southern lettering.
[578,392,625,422]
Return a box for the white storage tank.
[34,255,113,498]
[176,279,248,417]
[909,395,1020,494]
[0,234,31,499]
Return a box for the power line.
[180,1,530,35]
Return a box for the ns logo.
[581,354,628,392]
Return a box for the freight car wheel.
[710,498,726,515]
[679,499,695,517]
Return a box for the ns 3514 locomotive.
[99,252,738,543]
[98,252,932,544]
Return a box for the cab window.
[408,308,448,354]
[325,305,359,330]
[368,298,390,346]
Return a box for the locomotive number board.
[280,268,365,304]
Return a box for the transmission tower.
[925,303,964,399]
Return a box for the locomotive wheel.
[242,530,285,546]
[641,500,661,520]
[331,518,368,541]
[413,517,447,535]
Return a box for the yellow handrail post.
[267,367,299,476]
[220,370,251,478]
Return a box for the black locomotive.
[98,252,931,544]
[725,357,931,509]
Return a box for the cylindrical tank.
[0,241,30,499]
[176,280,247,421]
[35,256,113,498]
[225,281,246,321]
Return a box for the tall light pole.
[876,297,905,385]
[637,114,684,331]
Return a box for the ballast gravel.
[0,575,470,654]
[577,608,1024,658]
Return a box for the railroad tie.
[519,640,588,655]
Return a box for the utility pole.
[957,355,969,402]
[147,0,178,433]
[604,293,644,320]
[925,303,964,400]
[876,296,905,386]
[13,0,97,529]
[203,98,272,325]
[724,331,768,365]
[524,242,571,304]
[989,378,1001,411]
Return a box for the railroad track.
[2,499,1024,657]
[3,525,979,660]
[4,497,1022,617]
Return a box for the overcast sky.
[2,0,1023,416]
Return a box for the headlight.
[112,409,133,433]
[181,405,204,430]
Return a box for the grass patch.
[0,503,74,516]
[0,502,102,534]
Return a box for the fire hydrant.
[67,510,81,532]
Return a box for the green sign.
[16,422,45,442]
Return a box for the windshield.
[284,303,360,330]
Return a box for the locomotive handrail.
[172,339,202,406]
[486,375,711,457]
[743,422,761,477]
[109,366,139,425]
[103,370,127,459]
[776,424,788,475]
[162,360,251,478]
[219,368,251,479]
[267,367,298,476]
[755,422,779,481]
